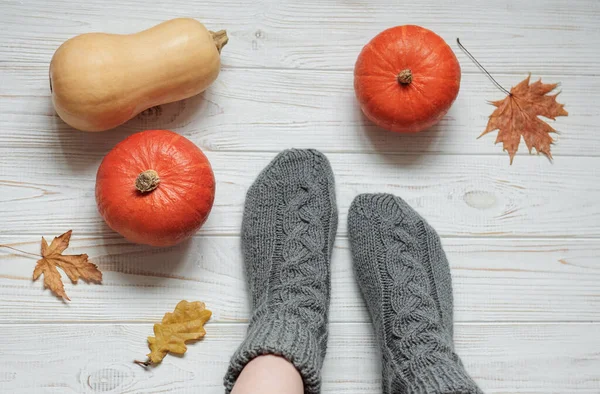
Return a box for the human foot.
[348,194,482,394]
[224,149,338,394]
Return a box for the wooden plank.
[1,1,598,392]
[0,70,587,156]
[0,322,598,393]
[1,236,598,323]
[0,0,599,75]
[0,152,599,238]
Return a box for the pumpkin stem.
[135,170,160,193]
[397,69,413,85]
[209,30,229,53]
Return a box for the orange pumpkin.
[354,25,461,133]
[96,129,215,247]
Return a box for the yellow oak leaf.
[146,300,212,364]
[33,230,102,301]
[481,75,568,164]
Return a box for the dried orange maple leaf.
[481,75,568,164]
[142,300,212,364]
[33,230,102,300]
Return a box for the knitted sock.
[348,194,482,394]
[224,149,338,394]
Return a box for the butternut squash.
[49,18,228,132]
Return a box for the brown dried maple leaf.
[481,75,568,164]
[33,230,102,300]
[137,300,212,365]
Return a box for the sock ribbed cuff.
[408,361,483,394]
[224,316,324,394]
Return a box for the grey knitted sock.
[224,149,337,394]
[348,194,483,394]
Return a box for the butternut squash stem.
[397,69,412,85]
[210,30,229,53]
[456,38,512,96]
[135,170,160,193]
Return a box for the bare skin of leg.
[231,355,304,394]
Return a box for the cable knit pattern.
[348,194,483,394]
[224,149,337,394]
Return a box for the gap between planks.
[222,65,600,78]
[3,234,600,241]
[0,231,596,242]
[0,321,597,326]
[2,63,594,77]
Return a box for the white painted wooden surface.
[0,0,599,393]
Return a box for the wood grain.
[1,236,598,324]
[0,152,599,237]
[0,69,587,156]
[0,0,599,75]
[1,1,600,392]
[0,322,598,393]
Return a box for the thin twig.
[0,245,40,258]
[456,38,512,96]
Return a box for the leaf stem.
[0,245,40,258]
[134,359,152,368]
[456,38,512,96]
